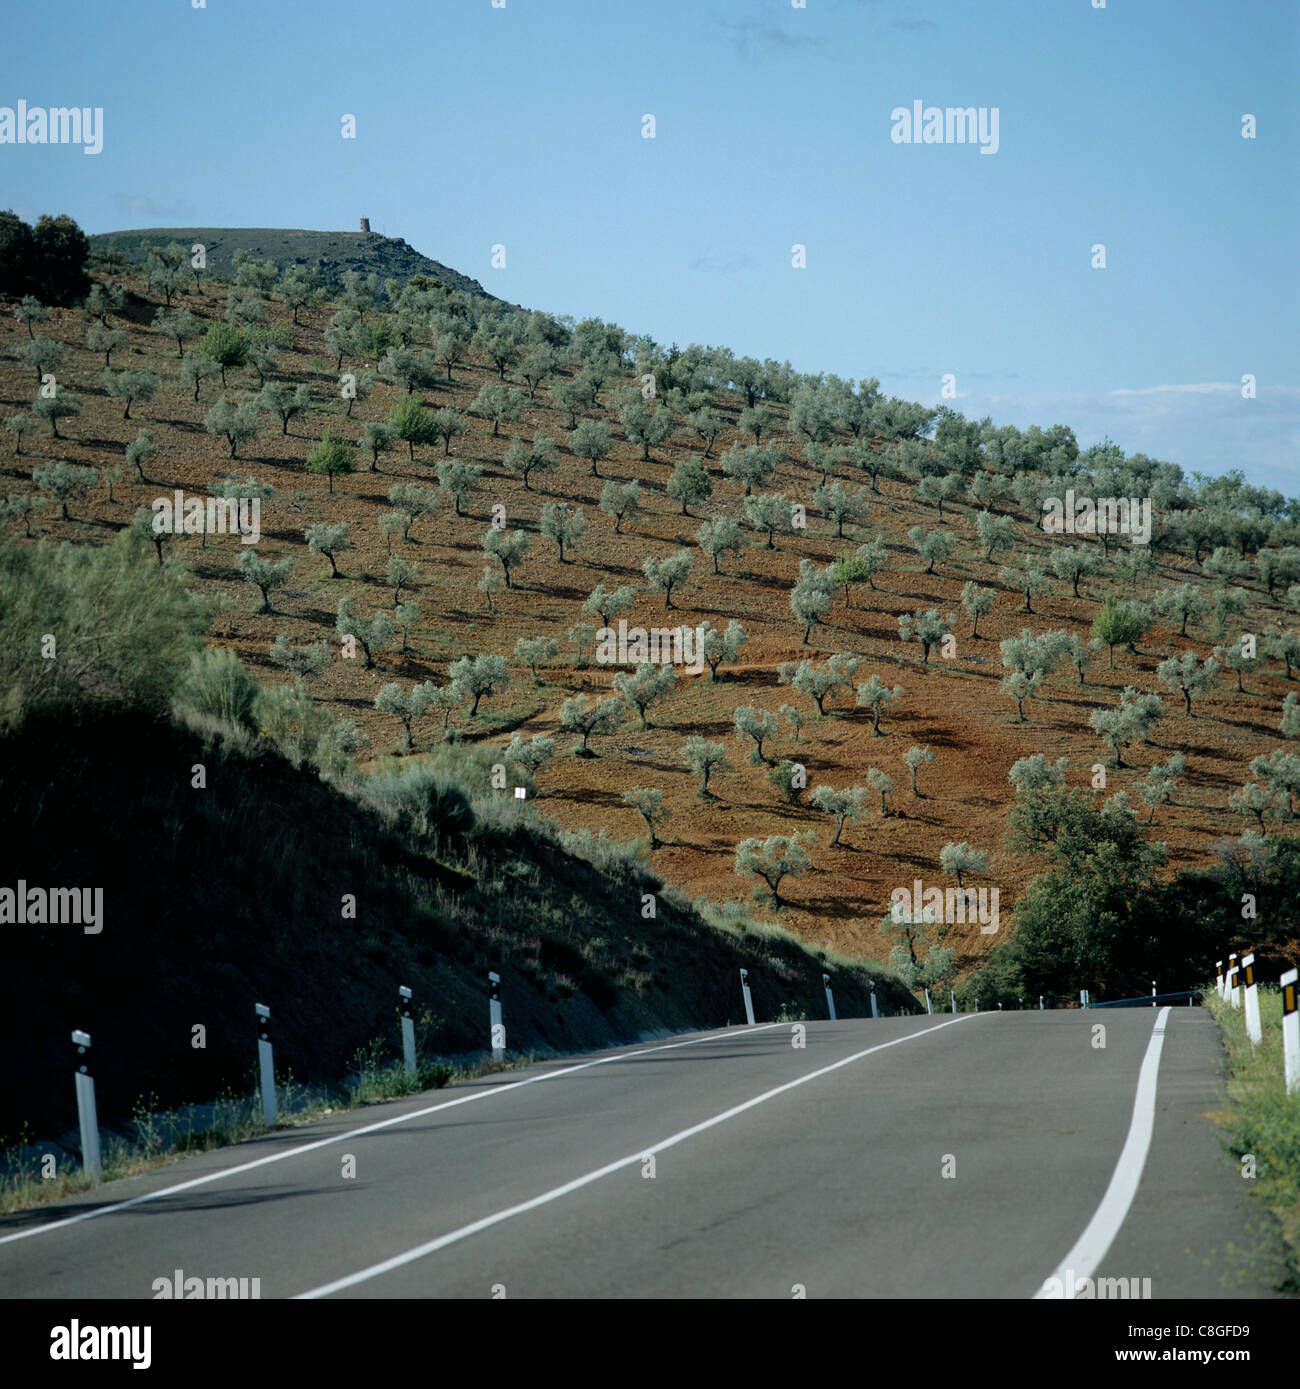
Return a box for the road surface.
[0,1008,1287,1298]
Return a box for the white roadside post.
[71,1029,101,1185]
[1242,953,1262,1048]
[399,985,417,1080]
[1215,960,1224,1000]
[822,973,837,1022]
[254,1003,276,1126]
[1039,996,1044,1011]
[869,980,878,1019]
[739,968,756,1026]
[1228,954,1240,1009]
[997,1002,1003,1011]
[489,972,505,1061]
[923,987,933,1016]
[1281,967,1298,1096]
[950,989,957,1015]
[1151,979,1157,1008]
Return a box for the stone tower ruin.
[359,217,370,233]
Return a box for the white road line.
[296,1012,982,1298]
[1033,1006,1172,1299]
[0,1023,786,1248]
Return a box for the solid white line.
[1033,1006,1172,1299]
[0,1023,786,1248]
[296,1012,982,1298]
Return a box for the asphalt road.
[0,1008,1287,1298]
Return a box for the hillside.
[2,248,1298,1007]
[1,703,908,1139]
[88,226,508,303]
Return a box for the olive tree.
[448,652,511,716]
[790,560,834,642]
[898,609,954,664]
[696,515,745,573]
[688,405,725,458]
[360,420,398,472]
[570,418,614,476]
[583,582,638,627]
[960,582,995,638]
[734,832,816,909]
[88,322,127,366]
[32,386,83,438]
[5,413,36,456]
[305,521,352,577]
[811,481,870,540]
[375,680,438,751]
[742,491,797,550]
[387,482,440,541]
[269,634,331,682]
[621,400,674,460]
[1133,752,1186,823]
[204,397,263,458]
[539,501,588,561]
[700,619,748,680]
[939,841,988,889]
[855,674,903,735]
[560,693,624,754]
[904,744,935,795]
[642,549,693,609]
[436,459,484,517]
[809,785,868,846]
[1008,753,1069,795]
[722,444,778,496]
[777,653,862,716]
[998,554,1053,614]
[481,527,530,588]
[733,705,780,764]
[907,525,956,575]
[683,737,730,797]
[623,787,669,848]
[513,635,558,685]
[1156,649,1221,715]
[125,427,158,482]
[503,433,558,489]
[236,549,293,613]
[336,597,395,668]
[34,461,97,521]
[472,382,524,437]
[613,662,677,728]
[666,455,712,514]
[1050,545,1102,598]
[259,382,313,435]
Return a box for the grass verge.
[1205,986,1300,1291]
[0,1044,544,1217]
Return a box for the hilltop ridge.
[88,224,510,304]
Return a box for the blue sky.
[2,0,1296,492]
